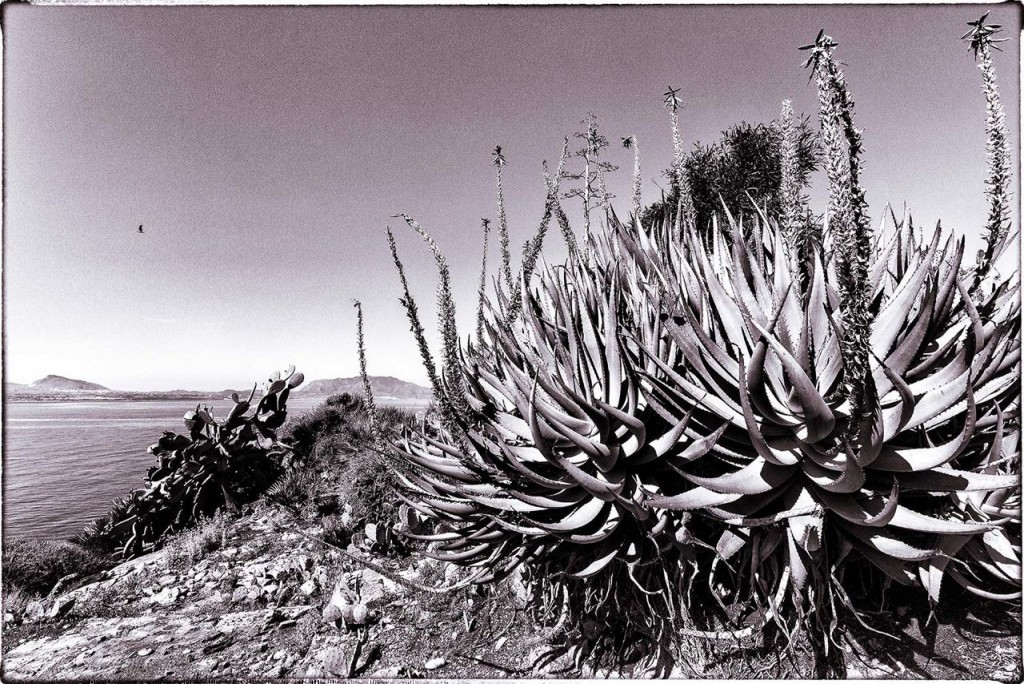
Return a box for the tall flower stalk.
[665,86,696,234]
[493,146,513,295]
[779,102,802,245]
[352,299,380,442]
[385,227,456,430]
[963,12,1012,290]
[623,135,642,222]
[392,215,470,423]
[562,115,617,247]
[801,31,873,425]
[779,100,816,297]
[551,137,578,256]
[511,141,574,324]
[476,218,491,347]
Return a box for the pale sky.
[4,4,1020,391]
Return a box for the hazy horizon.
[6,5,1020,391]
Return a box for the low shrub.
[283,400,417,534]
[2,537,112,597]
[3,583,32,618]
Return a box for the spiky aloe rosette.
[86,367,305,558]
[389,204,1020,659]
[376,29,1020,674]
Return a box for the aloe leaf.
[737,355,800,467]
[749,317,835,440]
[887,505,992,535]
[872,387,976,471]
[569,545,620,578]
[529,497,612,533]
[980,529,1023,581]
[683,457,793,496]
[896,468,1019,492]
[815,481,899,527]
[844,526,938,561]
[645,486,742,511]
[948,567,1023,600]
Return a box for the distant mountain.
[9,375,110,392]
[300,376,433,401]
[3,374,432,404]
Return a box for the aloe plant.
[375,28,1020,676]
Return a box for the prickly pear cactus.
[91,367,305,557]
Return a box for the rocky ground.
[3,499,1021,681]
[2,501,567,680]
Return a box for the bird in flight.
[138,225,144,234]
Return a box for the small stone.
[424,657,446,670]
[138,648,154,657]
[273,650,287,661]
[300,580,317,595]
[25,600,46,621]
[322,603,343,624]
[495,636,507,651]
[48,596,76,620]
[232,588,247,603]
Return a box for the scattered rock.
[47,573,80,598]
[322,603,343,624]
[201,632,233,655]
[425,657,446,670]
[137,648,153,657]
[48,597,76,620]
[368,665,404,678]
[25,600,47,621]
[148,587,181,606]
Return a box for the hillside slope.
[300,376,432,402]
[8,375,110,392]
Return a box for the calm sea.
[2,396,377,542]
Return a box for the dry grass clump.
[282,396,417,529]
[163,512,229,570]
[2,538,112,598]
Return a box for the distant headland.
[4,374,432,403]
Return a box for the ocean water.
[2,396,332,542]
